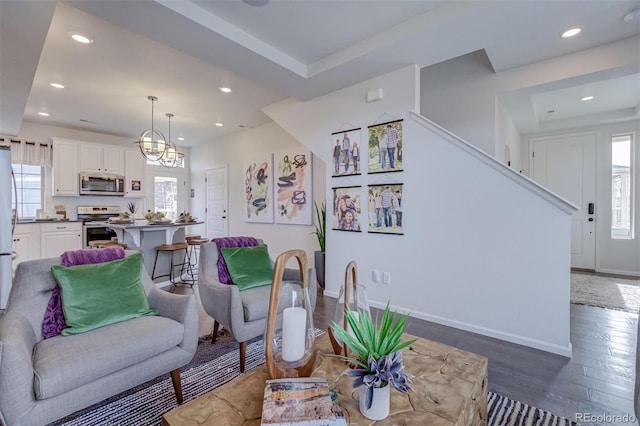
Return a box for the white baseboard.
[155,279,172,289]
[323,289,339,298]
[322,293,572,357]
[596,268,640,278]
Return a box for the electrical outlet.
[383,272,391,285]
[372,270,381,283]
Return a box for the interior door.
[531,132,597,269]
[206,166,228,240]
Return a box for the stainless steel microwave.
[79,173,125,196]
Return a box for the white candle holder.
[265,250,316,379]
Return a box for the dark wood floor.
[186,282,637,425]
[312,294,638,425]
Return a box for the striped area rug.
[51,335,575,426]
[488,392,576,426]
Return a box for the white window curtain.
[0,136,52,166]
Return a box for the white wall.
[263,66,573,356]
[420,37,640,276]
[495,100,522,171]
[523,120,640,276]
[189,121,326,269]
[420,37,640,155]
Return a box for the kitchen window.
[12,164,43,219]
[147,157,185,168]
[611,133,634,239]
[154,176,178,220]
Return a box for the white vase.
[359,384,390,420]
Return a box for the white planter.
[359,384,390,420]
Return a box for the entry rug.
[52,335,574,426]
[488,392,576,426]
[571,272,640,313]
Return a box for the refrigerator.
[0,146,15,309]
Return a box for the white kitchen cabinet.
[79,143,124,175]
[51,138,79,196]
[124,148,145,198]
[40,222,82,259]
[12,224,36,272]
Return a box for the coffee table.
[162,332,488,425]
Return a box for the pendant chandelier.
[134,96,167,161]
[159,113,184,168]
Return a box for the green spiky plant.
[311,201,326,252]
[126,201,138,215]
[331,303,417,409]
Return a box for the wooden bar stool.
[151,242,190,292]
[89,240,128,249]
[88,240,114,249]
[184,237,209,283]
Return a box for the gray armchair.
[197,240,316,372]
[0,251,198,426]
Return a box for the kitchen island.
[108,220,204,284]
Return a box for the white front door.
[531,132,597,269]
[205,166,228,240]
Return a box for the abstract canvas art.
[244,154,274,223]
[274,148,313,225]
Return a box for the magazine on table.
[260,377,346,426]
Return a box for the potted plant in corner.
[331,303,417,421]
[311,201,326,290]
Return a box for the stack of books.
[260,378,346,426]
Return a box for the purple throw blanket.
[42,247,126,339]
[213,237,259,284]
[60,246,125,267]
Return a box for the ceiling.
[1,0,639,146]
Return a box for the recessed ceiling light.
[581,96,594,101]
[561,27,582,38]
[178,137,185,141]
[219,87,232,93]
[70,32,93,44]
[215,123,223,127]
[38,112,50,117]
[50,83,65,89]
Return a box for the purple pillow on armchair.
[42,247,126,339]
[212,237,259,284]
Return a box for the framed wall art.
[332,186,362,232]
[243,154,274,223]
[274,148,313,225]
[368,183,403,235]
[331,128,362,177]
[368,119,403,174]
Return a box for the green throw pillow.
[220,245,274,290]
[51,253,157,336]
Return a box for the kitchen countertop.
[106,221,203,229]
[16,219,82,223]
[108,221,203,247]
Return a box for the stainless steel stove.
[78,206,121,247]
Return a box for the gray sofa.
[0,252,198,426]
